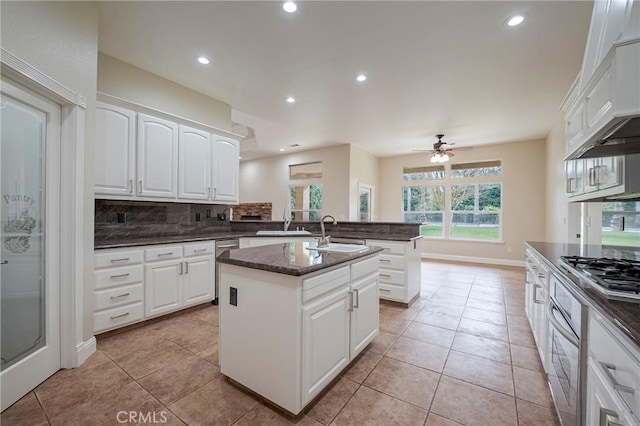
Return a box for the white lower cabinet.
[524,249,549,372]
[219,255,379,414]
[94,241,215,332]
[586,358,639,426]
[368,239,420,305]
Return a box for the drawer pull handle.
[538,273,545,279]
[157,252,174,257]
[599,407,622,426]
[600,362,635,394]
[354,288,359,308]
[217,244,237,248]
[110,293,130,299]
[380,274,391,278]
[194,248,208,253]
[380,259,391,263]
[379,288,391,293]
[110,258,130,263]
[348,291,354,312]
[110,273,130,279]
[110,312,130,320]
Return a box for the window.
[402,160,503,241]
[403,165,445,181]
[290,184,322,221]
[289,162,322,180]
[451,160,501,178]
[402,186,444,237]
[451,183,501,240]
[601,201,640,247]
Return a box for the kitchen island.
[216,241,383,415]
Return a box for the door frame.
[1,49,92,369]
[357,183,375,222]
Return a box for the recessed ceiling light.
[197,56,210,65]
[506,15,525,27]
[356,74,367,82]
[279,148,285,152]
[286,96,296,103]
[283,1,297,13]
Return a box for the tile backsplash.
[95,199,233,241]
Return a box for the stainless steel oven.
[547,275,588,426]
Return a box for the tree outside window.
[403,186,444,237]
[451,183,501,240]
[290,185,322,221]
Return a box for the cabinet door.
[211,137,239,203]
[183,256,215,307]
[145,260,182,317]
[586,359,632,426]
[584,158,600,193]
[137,114,178,198]
[597,156,622,189]
[94,103,136,196]
[178,125,211,200]
[302,288,350,405]
[524,267,534,321]
[350,274,379,357]
[533,284,548,371]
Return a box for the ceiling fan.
[414,134,473,163]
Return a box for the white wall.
[379,139,547,262]
[239,145,351,220]
[348,145,380,221]
[1,1,100,340]
[97,53,232,131]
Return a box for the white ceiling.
[97,1,593,160]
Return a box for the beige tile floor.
[1,260,559,425]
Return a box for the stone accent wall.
[233,202,272,221]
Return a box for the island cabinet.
[367,239,420,305]
[218,254,379,415]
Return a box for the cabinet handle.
[185,261,189,274]
[380,259,391,263]
[353,288,359,308]
[380,274,391,278]
[194,248,208,253]
[213,188,217,198]
[138,180,142,193]
[110,273,130,279]
[588,167,596,186]
[348,291,354,312]
[207,187,211,198]
[599,407,622,426]
[128,179,133,194]
[110,258,130,263]
[110,312,130,320]
[179,262,183,275]
[538,272,545,279]
[110,292,130,299]
[379,288,391,293]
[157,252,174,257]
[600,362,635,395]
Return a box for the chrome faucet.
[283,209,292,231]
[319,215,337,246]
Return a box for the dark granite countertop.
[216,241,384,276]
[95,231,422,249]
[526,241,640,349]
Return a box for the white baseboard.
[421,252,525,268]
[76,336,97,367]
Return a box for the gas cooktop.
[560,256,640,301]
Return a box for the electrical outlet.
[117,212,126,224]
[206,209,211,218]
[195,213,201,222]
[230,287,237,306]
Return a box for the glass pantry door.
[1,79,60,411]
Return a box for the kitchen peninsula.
[216,241,383,415]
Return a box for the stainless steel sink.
[256,230,312,236]
[306,243,369,253]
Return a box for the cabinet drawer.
[378,283,404,301]
[589,315,640,417]
[368,241,405,255]
[94,302,143,333]
[378,254,404,270]
[184,242,215,257]
[378,269,405,286]
[94,249,143,268]
[94,283,143,311]
[302,266,350,303]
[94,264,143,290]
[145,245,183,262]
[351,256,379,281]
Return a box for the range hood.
[567,116,640,160]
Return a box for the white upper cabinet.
[137,114,179,198]
[178,125,211,200]
[211,136,239,203]
[94,103,136,196]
